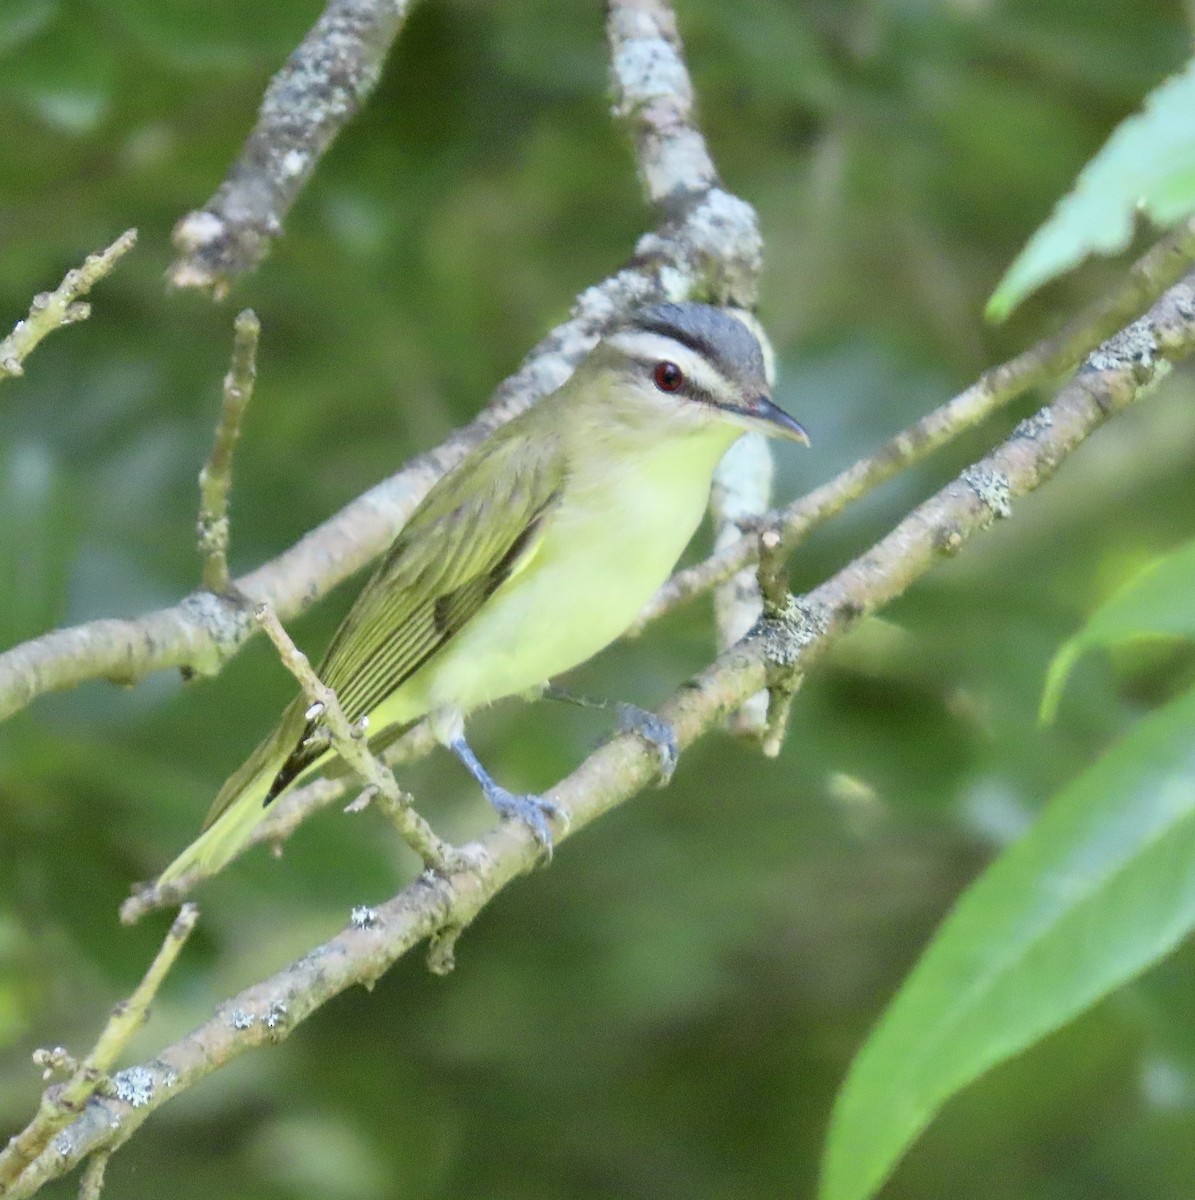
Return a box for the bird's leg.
[447,735,563,854]
[542,685,678,785]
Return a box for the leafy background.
[2,0,1195,1197]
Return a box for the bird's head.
[586,302,809,447]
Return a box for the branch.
[630,214,1195,631]
[16,270,1195,1200]
[168,0,417,295]
[0,231,137,381]
[197,310,260,593]
[609,1,774,730]
[3,208,1193,731]
[708,310,778,735]
[754,528,799,757]
[607,0,718,205]
[0,905,198,1195]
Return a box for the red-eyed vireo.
[158,303,809,884]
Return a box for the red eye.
[653,361,684,392]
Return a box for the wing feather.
[266,428,564,797]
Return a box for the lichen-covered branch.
[607,0,718,205]
[169,0,417,295]
[14,269,1194,1200]
[0,231,137,381]
[197,310,260,593]
[0,905,198,1195]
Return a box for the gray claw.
[488,788,564,856]
[614,704,679,785]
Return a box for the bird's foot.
[542,686,678,786]
[486,788,566,856]
[613,703,679,786]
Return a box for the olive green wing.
[266,428,565,796]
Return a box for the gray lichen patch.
[112,1065,155,1108]
[1085,317,1157,377]
[180,590,255,672]
[349,905,379,929]
[960,465,1012,519]
[611,37,691,114]
[1013,408,1054,441]
[752,596,829,667]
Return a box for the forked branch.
[0,230,137,382]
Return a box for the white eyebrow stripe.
[607,330,737,397]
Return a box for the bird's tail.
[157,699,307,887]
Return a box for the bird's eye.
[653,361,684,392]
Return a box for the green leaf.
[1040,538,1195,723]
[987,55,1195,320]
[821,684,1195,1200]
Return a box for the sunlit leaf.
[988,54,1195,319]
[1041,537,1195,722]
[821,684,1195,1200]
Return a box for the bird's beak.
[723,394,811,445]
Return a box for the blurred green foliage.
[1043,537,1195,721]
[2,1,1195,1198]
[990,54,1195,318]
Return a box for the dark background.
[3,1,1195,1196]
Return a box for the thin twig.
[252,605,463,872]
[169,0,417,294]
[120,718,440,922]
[755,529,798,758]
[0,905,198,1194]
[76,1152,108,1200]
[16,273,1195,1200]
[0,231,137,382]
[198,310,260,593]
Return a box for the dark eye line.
[677,379,717,407]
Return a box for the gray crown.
[632,302,766,390]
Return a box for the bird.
[157,302,809,885]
